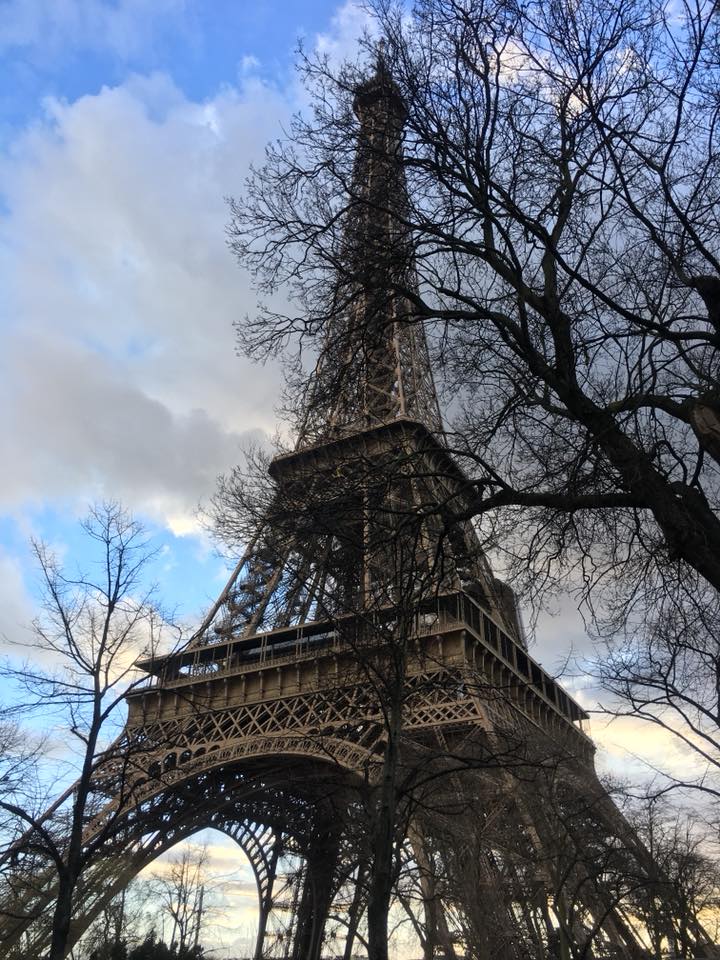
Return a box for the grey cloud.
[533,597,596,664]
[0,550,35,647]
[0,11,388,532]
[0,333,259,520]
[1,72,290,527]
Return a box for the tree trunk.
[48,872,74,960]
[343,859,367,960]
[564,384,720,592]
[366,696,402,960]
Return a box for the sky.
[0,0,366,635]
[0,0,696,954]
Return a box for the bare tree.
[232,0,720,593]
[626,797,720,958]
[150,845,209,957]
[0,502,175,960]
[228,0,720,797]
[597,577,720,799]
[0,720,49,938]
[76,878,147,960]
[0,722,44,844]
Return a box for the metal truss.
[3,56,718,960]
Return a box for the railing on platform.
[132,591,588,737]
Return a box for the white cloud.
[0,0,188,60]
[314,1,378,66]
[0,548,34,647]
[0,71,293,531]
[240,54,261,75]
[0,4,384,534]
[591,712,708,785]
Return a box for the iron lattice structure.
[2,58,717,960]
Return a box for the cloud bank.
[0,71,294,531]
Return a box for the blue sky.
[1,1,342,135]
[0,0,375,643]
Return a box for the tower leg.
[291,833,340,960]
[342,859,368,960]
[254,836,282,960]
[410,827,456,960]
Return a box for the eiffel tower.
[1,57,715,960]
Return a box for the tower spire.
[296,53,442,448]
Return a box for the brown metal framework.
[1,55,717,960]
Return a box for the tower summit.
[297,52,443,448]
